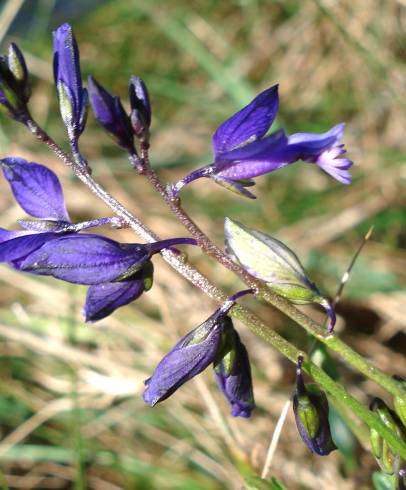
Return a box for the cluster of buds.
[0,43,30,121]
[143,295,255,417]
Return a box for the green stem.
[23,118,406,458]
[229,304,406,459]
[138,155,404,400]
[258,288,404,398]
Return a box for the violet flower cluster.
[143,296,255,418]
[0,22,366,459]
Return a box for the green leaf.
[245,475,287,490]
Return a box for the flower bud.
[393,376,406,430]
[292,355,336,455]
[88,76,135,153]
[369,397,404,475]
[224,218,336,332]
[143,306,229,406]
[0,43,30,121]
[129,76,151,143]
[8,43,29,98]
[53,23,87,144]
[213,317,255,417]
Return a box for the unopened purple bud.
[213,317,255,417]
[53,23,87,143]
[143,308,228,406]
[129,76,151,142]
[292,355,336,456]
[88,76,135,153]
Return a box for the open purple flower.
[88,76,135,154]
[171,85,352,198]
[53,23,88,155]
[292,355,336,456]
[214,317,255,417]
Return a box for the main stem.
[24,118,406,458]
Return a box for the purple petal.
[0,157,70,221]
[0,232,59,263]
[143,312,227,406]
[84,266,150,322]
[286,123,346,161]
[0,227,31,243]
[215,129,290,180]
[19,234,151,284]
[212,85,279,155]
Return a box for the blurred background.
[0,0,405,488]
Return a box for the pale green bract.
[224,217,336,333]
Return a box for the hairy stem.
[23,118,406,457]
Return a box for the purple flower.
[143,306,230,407]
[53,24,88,148]
[214,317,255,417]
[0,157,196,320]
[292,355,336,456]
[0,43,30,121]
[88,76,135,154]
[171,85,352,198]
